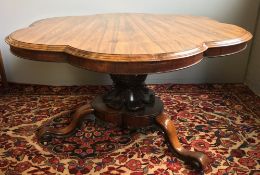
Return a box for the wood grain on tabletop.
[6,13,252,74]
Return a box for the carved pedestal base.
[93,74,163,128]
[37,74,209,170]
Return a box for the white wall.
[246,4,260,96]
[0,0,259,85]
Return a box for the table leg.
[156,112,210,170]
[37,74,209,171]
[37,104,94,140]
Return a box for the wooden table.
[6,13,252,170]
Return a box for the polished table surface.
[6,13,252,171]
[6,13,252,74]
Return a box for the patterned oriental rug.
[0,83,259,175]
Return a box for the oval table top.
[6,13,252,74]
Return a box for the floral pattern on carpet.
[0,83,259,175]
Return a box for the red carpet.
[0,83,259,174]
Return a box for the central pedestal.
[92,74,164,128]
[37,74,209,170]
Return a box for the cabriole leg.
[156,113,210,170]
[37,104,94,141]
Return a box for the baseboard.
[245,79,260,96]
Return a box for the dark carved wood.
[103,74,155,111]
[92,95,163,128]
[156,113,210,170]
[93,74,163,128]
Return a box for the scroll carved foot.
[37,104,94,141]
[156,113,210,170]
